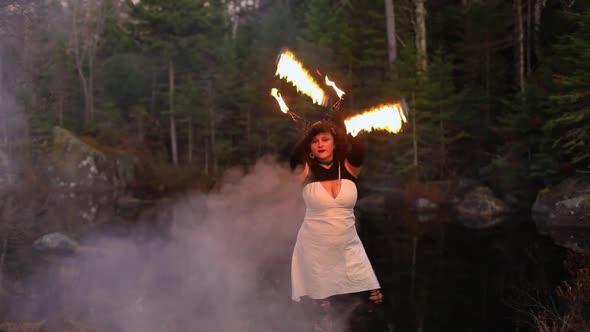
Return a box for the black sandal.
[369,289,383,304]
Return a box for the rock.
[115,195,157,209]
[417,213,436,223]
[356,193,386,212]
[543,228,590,253]
[532,188,553,216]
[48,127,135,189]
[433,177,480,205]
[457,215,507,229]
[0,149,16,186]
[532,177,590,229]
[356,185,404,214]
[456,186,510,218]
[414,197,438,212]
[549,195,590,227]
[33,232,79,254]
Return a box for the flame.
[344,103,408,137]
[325,76,345,98]
[275,49,327,106]
[270,88,289,113]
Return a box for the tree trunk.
[169,60,178,166]
[412,93,418,179]
[0,58,6,148]
[526,0,532,76]
[515,0,525,93]
[348,62,354,109]
[411,236,418,304]
[1,106,7,149]
[150,69,157,115]
[88,57,95,122]
[187,116,193,163]
[22,12,32,112]
[71,0,91,125]
[0,236,6,293]
[533,0,543,63]
[385,0,397,64]
[70,0,106,126]
[77,68,91,125]
[207,81,218,174]
[57,95,64,126]
[231,0,240,40]
[439,106,445,178]
[414,0,427,71]
[136,114,144,141]
[56,66,65,126]
[485,43,491,125]
[204,136,210,176]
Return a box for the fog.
[5,158,354,331]
[0,2,352,330]
[0,43,26,187]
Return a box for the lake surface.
[0,202,569,332]
[359,209,568,332]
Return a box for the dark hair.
[298,120,347,165]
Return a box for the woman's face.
[310,132,335,162]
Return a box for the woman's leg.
[312,298,334,332]
[347,290,386,332]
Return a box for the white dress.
[291,177,380,301]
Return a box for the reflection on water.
[358,210,567,332]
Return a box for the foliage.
[0,0,587,191]
[543,7,590,171]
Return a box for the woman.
[290,120,383,331]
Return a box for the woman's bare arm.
[295,163,310,183]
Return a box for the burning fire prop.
[275,49,328,106]
[325,76,345,99]
[270,88,307,124]
[344,103,408,137]
[270,88,289,113]
[271,48,408,136]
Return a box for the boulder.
[532,177,590,229]
[0,150,9,184]
[414,197,438,212]
[433,177,480,205]
[33,232,79,254]
[1,128,138,245]
[457,215,507,229]
[48,126,134,189]
[456,186,511,218]
[356,193,386,213]
[356,185,404,214]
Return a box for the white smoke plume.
[9,158,355,331]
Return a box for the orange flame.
[270,88,289,113]
[344,103,408,137]
[325,76,345,98]
[275,49,328,106]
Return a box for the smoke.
[0,4,32,187]
[8,158,352,331]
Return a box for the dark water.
[358,210,568,332]
[1,204,569,332]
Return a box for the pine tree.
[125,0,222,166]
[544,7,590,171]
